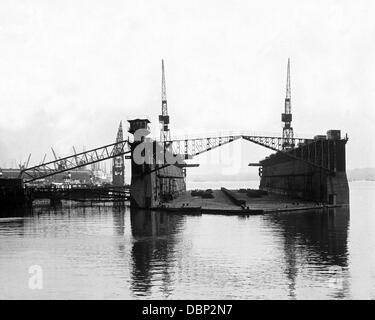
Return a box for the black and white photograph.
[0,0,374,305]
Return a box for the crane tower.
[282,58,294,150]
[159,59,171,143]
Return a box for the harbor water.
[0,181,374,299]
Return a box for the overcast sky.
[0,0,374,172]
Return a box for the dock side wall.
[260,139,349,204]
[130,141,186,208]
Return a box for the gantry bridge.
[20,133,327,184]
[21,139,131,183]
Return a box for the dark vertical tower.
[282,58,294,150]
[159,59,171,143]
[112,121,125,187]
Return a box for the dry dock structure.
[1,60,350,212]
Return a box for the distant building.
[0,168,94,185]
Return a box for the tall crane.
[40,153,47,165]
[159,59,171,143]
[51,147,59,161]
[19,153,31,170]
[282,58,294,150]
[51,147,66,170]
[112,121,125,187]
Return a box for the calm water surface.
[0,181,374,299]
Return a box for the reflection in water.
[0,206,33,237]
[2,184,372,299]
[0,205,33,217]
[112,203,126,236]
[129,207,351,299]
[130,208,184,298]
[265,207,350,299]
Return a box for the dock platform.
[153,189,342,215]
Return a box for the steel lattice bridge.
[21,139,131,182]
[20,134,325,183]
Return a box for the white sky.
[0,0,374,171]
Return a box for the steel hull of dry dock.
[259,136,349,205]
[129,140,186,209]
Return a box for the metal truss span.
[143,135,241,175]
[241,135,331,171]
[166,135,242,159]
[165,135,312,161]
[21,140,131,183]
[241,135,312,152]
